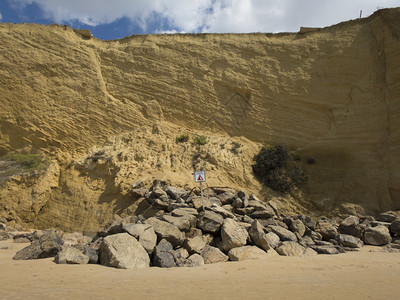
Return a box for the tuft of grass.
[1,153,49,170]
[176,134,189,143]
[193,136,208,145]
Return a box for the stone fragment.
[173,248,189,267]
[100,233,150,269]
[289,219,306,237]
[228,246,277,261]
[316,222,337,241]
[191,196,211,210]
[311,245,340,255]
[184,254,204,267]
[377,212,398,223]
[363,225,392,246]
[200,246,229,264]
[298,236,315,248]
[152,239,175,268]
[250,209,275,219]
[235,207,255,215]
[55,246,89,264]
[165,186,189,200]
[216,191,236,205]
[269,225,297,242]
[249,220,271,252]
[196,211,224,234]
[336,234,363,248]
[123,223,157,254]
[209,197,222,207]
[184,236,206,254]
[210,205,236,219]
[13,231,63,260]
[276,241,317,257]
[145,217,185,247]
[295,215,316,230]
[171,207,198,217]
[0,223,6,231]
[221,218,248,252]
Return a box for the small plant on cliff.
[1,153,49,171]
[193,135,208,145]
[252,145,307,193]
[176,134,189,143]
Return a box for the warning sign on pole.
[194,171,206,183]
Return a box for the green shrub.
[193,136,208,145]
[176,134,189,143]
[1,153,49,170]
[252,145,307,193]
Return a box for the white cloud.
[11,0,400,33]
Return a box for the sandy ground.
[1,240,399,300]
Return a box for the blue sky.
[0,0,399,40]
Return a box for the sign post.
[194,171,206,211]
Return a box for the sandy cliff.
[0,8,399,231]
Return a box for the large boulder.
[99,233,150,269]
[316,222,337,241]
[200,246,229,264]
[363,225,392,246]
[220,218,249,252]
[165,186,189,200]
[197,211,224,234]
[13,230,63,260]
[162,214,195,232]
[390,220,400,235]
[123,223,157,254]
[289,219,306,237]
[249,220,271,252]
[152,239,175,268]
[265,232,280,249]
[145,217,185,247]
[311,245,340,255]
[276,241,317,257]
[228,246,277,261]
[338,216,363,238]
[269,225,297,242]
[336,234,363,248]
[171,208,198,217]
[184,236,206,254]
[173,248,189,267]
[54,246,89,264]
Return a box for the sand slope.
[1,241,399,299]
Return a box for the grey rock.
[250,208,275,219]
[265,232,280,249]
[295,215,316,230]
[84,247,99,264]
[247,200,268,211]
[276,241,317,257]
[377,212,398,223]
[390,220,400,235]
[184,236,206,254]
[209,205,236,219]
[165,186,189,200]
[100,233,150,269]
[197,211,224,234]
[209,197,222,207]
[184,254,204,267]
[310,231,323,241]
[338,216,363,238]
[123,223,157,254]
[152,239,175,268]
[316,222,337,241]
[200,246,229,264]
[289,219,306,237]
[269,225,297,242]
[162,214,196,232]
[173,248,189,267]
[55,246,89,264]
[336,234,363,248]
[311,245,340,255]
[221,218,249,252]
[232,197,243,209]
[363,225,392,246]
[249,220,271,252]
[235,207,255,215]
[0,223,6,231]
[171,207,198,217]
[298,236,315,248]
[13,231,63,260]
[228,246,278,261]
[216,191,236,205]
[145,217,185,247]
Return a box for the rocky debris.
[13,230,63,260]
[363,225,392,246]
[200,246,229,264]
[152,239,175,268]
[100,233,150,269]
[55,246,89,264]
[0,223,6,231]
[228,246,277,261]
[10,182,400,269]
[276,241,317,257]
[220,218,248,252]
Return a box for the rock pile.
[6,180,400,269]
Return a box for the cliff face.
[0,8,399,231]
